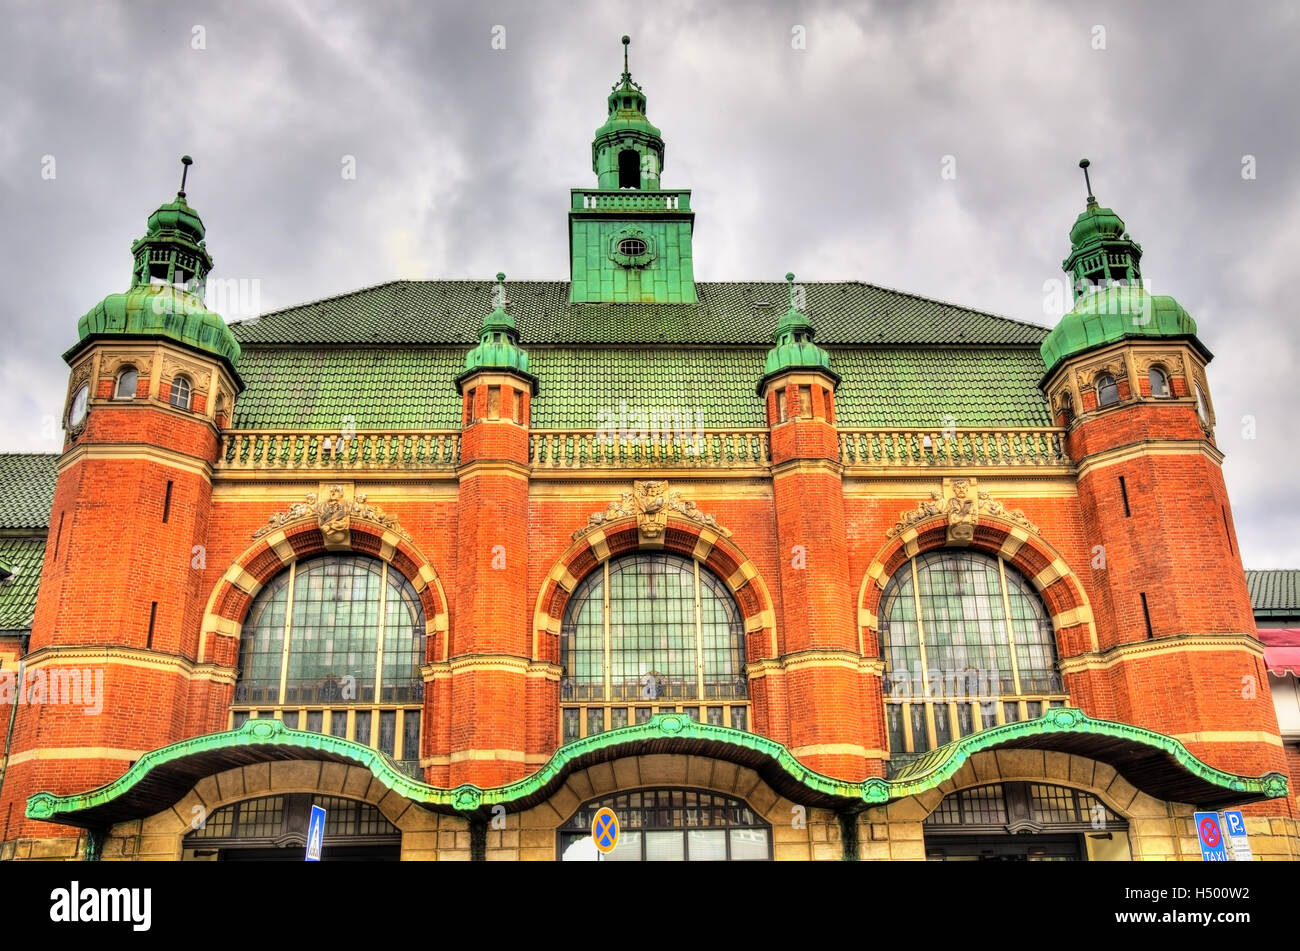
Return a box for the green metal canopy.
[26,709,1288,829]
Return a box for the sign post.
[306,804,327,862]
[1220,809,1253,861]
[1192,811,1228,862]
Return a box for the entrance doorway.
[923,781,1127,862]
[182,793,401,861]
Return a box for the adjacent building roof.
[1246,569,1300,617]
[0,454,57,531]
[0,537,47,633]
[0,454,56,635]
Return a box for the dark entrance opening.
[925,833,1084,861]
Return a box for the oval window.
[618,238,647,256]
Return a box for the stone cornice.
[1060,633,1265,674]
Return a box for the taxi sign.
[591,807,619,854]
[1193,811,1228,862]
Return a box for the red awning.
[1260,628,1300,676]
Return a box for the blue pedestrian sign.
[1193,811,1228,862]
[306,804,327,861]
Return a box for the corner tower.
[1041,161,1292,815]
[1,157,244,857]
[568,36,697,304]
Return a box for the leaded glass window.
[232,555,425,775]
[559,554,749,737]
[879,551,1066,765]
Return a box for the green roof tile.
[229,280,1049,347]
[0,536,47,632]
[0,454,58,531]
[231,346,1052,431]
[1246,570,1300,615]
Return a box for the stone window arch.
[559,552,748,741]
[878,550,1066,759]
[231,553,425,774]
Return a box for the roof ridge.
[230,278,410,325]
[241,277,1049,331]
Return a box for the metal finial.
[494,272,507,309]
[785,272,796,306]
[1079,158,1095,203]
[622,35,631,77]
[178,155,193,199]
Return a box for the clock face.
[67,383,89,429]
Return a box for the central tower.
[568,36,697,303]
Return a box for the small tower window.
[114,366,139,400]
[618,238,647,256]
[1148,366,1171,398]
[169,375,193,411]
[618,149,640,189]
[1096,373,1120,408]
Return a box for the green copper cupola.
[68,156,241,369]
[1041,161,1204,377]
[1062,159,1142,299]
[593,35,664,190]
[569,36,697,304]
[131,156,214,294]
[457,273,538,391]
[757,274,839,393]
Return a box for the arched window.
[169,374,192,410]
[559,553,748,740]
[232,555,425,774]
[1147,366,1171,398]
[1095,373,1119,408]
[559,788,771,861]
[114,366,138,400]
[618,149,640,189]
[879,550,1066,761]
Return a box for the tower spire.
[178,154,193,200]
[622,34,631,81]
[1079,158,1095,205]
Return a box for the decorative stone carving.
[886,478,1040,540]
[252,484,411,541]
[946,477,978,544]
[976,490,1040,534]
[573,480,731,540]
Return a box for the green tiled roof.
[834,349,1052,428]
[231,346,1052,431]
[0,537,46,633]
[1246,570,1300,616]
[229,280,1049,347]
[0,454,58,530]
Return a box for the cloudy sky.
[1,0,1297,567]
